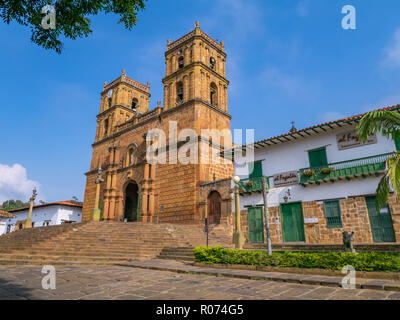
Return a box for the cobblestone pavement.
[0,265,399,300]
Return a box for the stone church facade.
[82,22,234,225]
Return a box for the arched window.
[126,146,137,166]
[210,57,216,70]
[131,98,138,110]
[178,56,185,69]
[210,82,218,106]
[176,82,184,104]
[104,119,109,137]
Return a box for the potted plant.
[245,181,254,187]
[320,167,333,174]
[302,169,315,177]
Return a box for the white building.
[0,201,82,235]
[234,105,400,245]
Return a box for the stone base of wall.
[240,194,400,245]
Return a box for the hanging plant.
[245,181,254,187]
[302,169,315,177]
[320,167,333,174]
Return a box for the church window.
[132,98,138,110]
[107,89,113,108]
[127,147,137,166]
[178,56,185,69]
[177,82,184,104]
[104,119,109,137]
[210,82,218,106]
[210,57,216,70]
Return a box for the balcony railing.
[299,153,393,185]
[238,176,269,195]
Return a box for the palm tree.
[357,110,400,211]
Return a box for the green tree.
[357,110,400,211]
[0,0,147,53]
[2,199,30,211]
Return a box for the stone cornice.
[166,32,226,57]
[92,99,232,147]
[162,61,229,85]
[97,104,134,119]
[102,76,150,95]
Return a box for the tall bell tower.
[162,21,229,113]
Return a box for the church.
[82,22,235,225]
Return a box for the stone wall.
[238,195,400,245]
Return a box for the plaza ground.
[0,265,399,300]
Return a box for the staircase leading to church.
[0,221,232,265]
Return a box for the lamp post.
[232,176,245,249]
[25,187,37,229]
[92,168,104,222]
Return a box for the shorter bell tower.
[95,69,151,142]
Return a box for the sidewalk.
[118,259,400,292]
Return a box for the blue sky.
[1,0,400,203]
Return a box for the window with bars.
[323,200,343,228]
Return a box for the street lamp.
[232,176,245,249]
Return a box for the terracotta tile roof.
[7,200,83,213]
[0,210,16,218]
[246,104,400,150]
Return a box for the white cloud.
[0,164,41,204]
[383,28,400,68]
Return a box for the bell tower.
[162,21,228,113]
[95,69,151,142]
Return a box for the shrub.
[193,247,400,272]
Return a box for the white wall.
[235,125,395,210]
[0,205,82,235]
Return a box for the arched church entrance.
[124,182,139,222]
[208,191,222,225]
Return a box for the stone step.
[157,255,194,261]
[0,220,233,265]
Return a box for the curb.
[117,261,400,292]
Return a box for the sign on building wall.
[336,131,377,150]
[273,171,299,187]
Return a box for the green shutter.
[394,132,400,151]
[249,161,263,178]
[308,147,328,168]
[248,207,264,243]
[323,200,342,228]
[366,197,396,242]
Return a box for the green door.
[366,197,396,242]
[248,207,264,243]
[281,203,306,242]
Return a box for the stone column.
[163,85,168,109]
[24,188,37,229]
[141,185,149,222]
[184,75,189,102]
[92,168,104,221]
